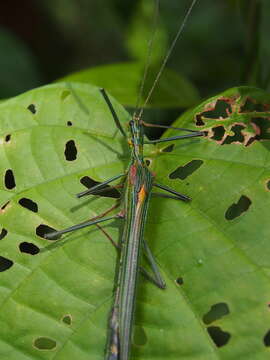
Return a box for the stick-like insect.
[45,0,201,359]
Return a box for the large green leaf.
[0,83,269,360]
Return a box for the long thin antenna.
[134,0,160,118]
[137,0,199,120]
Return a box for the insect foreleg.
[145,131,203,144]
[142,121,200,133]
[100,88,127,138]
[77,173,125,198]
[154,182,190,201]
[44,215,121,239]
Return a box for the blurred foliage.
[0,0,269,101]
[59,62,199,108]
[0,28,42,98]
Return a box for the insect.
[45,0,201,359]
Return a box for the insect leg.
[100,88,127,138]
[141,240,166,289]
[145,131,204,144]
[44,215,120,239]
[142,120,200,133]
[152,192,189,201]
[98,221,166,289]
[77,173,125,198]
[154,182,190,201]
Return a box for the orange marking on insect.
[138,185,147,204]
[111,344,118,355]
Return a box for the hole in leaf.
[250,117,270,143]
[0,228,8,240]
[5,134,11,142]
[222,124,245,145]
[207,326,231,347]
[80,176,97,188]
[19,242,40,255]
[176,277,184,286]
[61,90,70,101]
[5,169,16,189]
[18,198,38,213]
[240,97,265,113]
[34,337,57,350]
[195,114,205,126]
[67,121,72,126]
[62,314,72,325]
[0,256,13,271]
[225,195,251,220]
[36,224,61,240]
[145,159,151,166]
[203,303,230,325]
[132,326,148,346]
[1,201,10,211]
[27,104,36,114]
[80,176,120,198]
[264,329,270,346]
[64,140,77,161]
[266,180,270,191]
[169,160,203,180]
[211,126,225,141]
[206,100,231,119]
[162,144,175,153]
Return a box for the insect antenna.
[136,0,199,122]
[133,0,160,119]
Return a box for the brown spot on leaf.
[33,337,57,350]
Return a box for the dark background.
[0,0,269,101]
